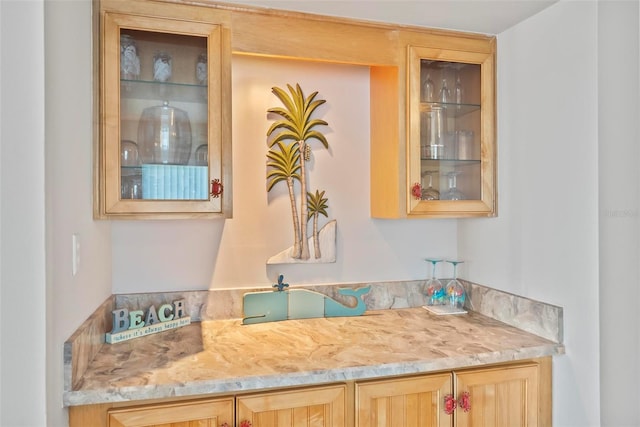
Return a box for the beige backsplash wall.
[111,55,459,294]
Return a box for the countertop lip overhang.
[64,339,564,406]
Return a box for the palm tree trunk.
[313,214,321,258]
[286,176,301,258]
[298,140,310,260]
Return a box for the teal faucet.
[273,274,289,292]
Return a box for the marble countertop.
[64,306,564,406]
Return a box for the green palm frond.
[266,141,301,191]
[303,130,328,148]
[268,128,301,146]
[267,84,327,146]
[307,189,329,220]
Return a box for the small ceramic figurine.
[120,35,140,79]
[153,51,172,82]
[196,53,207,85]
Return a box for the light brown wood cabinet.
[69,359,550,427]
[356,360,550,427]
[104,385,346,427]
[356,373,452,427]
[404,43,496,218]
[237,384,347,427]
[107,397,234,427]
[69,385,345,427]
[370,39,496,219]
[95,0,232,219]
[454,363,542,426]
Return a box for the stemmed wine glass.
[442,171,465,200]
[424,259,445,305]
[421,171,440,200]
[422,72,435,102]
[445,260,466,309]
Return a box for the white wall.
[458,1,601,426]
[44,0,113,426]
[112,56,458,293]
[598,1,640,426]
[0,1,47,426]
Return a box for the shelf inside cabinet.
[420,102,480,117]
[120,79,207,104]
[420,159,481,166]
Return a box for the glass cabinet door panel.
[119,30,209,202]
[100,9,230,218]
[408,45,495,217]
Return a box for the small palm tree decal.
[267,84,328,260]
[307,190,329,259]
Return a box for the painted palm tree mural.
[266,84,335,262]
[266,141,302,257]
[307,189,329,258]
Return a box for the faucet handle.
[273,274,289,292]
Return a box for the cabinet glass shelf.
[121,79,207,103]
[420,102,480,117]
[420,159,481,165]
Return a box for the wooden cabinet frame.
[404,44,496,217]
[95,0,232,219]
[94,0,496,219]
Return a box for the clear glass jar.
[194,144,208,166]
[120,140,140,167]
[137,101,192,165]
[153,51,172,82]
[196,52,207,85]
[120,34,140,80]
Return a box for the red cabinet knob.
[210,179,223,198]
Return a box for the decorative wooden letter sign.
[105,299,191,344]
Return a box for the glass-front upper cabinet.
[96,1,231,219]
[407,44,495,217]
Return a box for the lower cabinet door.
[356,373,452,427]
[236,384,347,427]
[107,397,234,427]
[454,363,540,427]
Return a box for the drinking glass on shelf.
[439,78,450,104]
[424,106,444,159]
[424,259,445,306]
[120,140,140,167]
[456,130,475,160]
[120,140,142,200]
[445,260,465,309]
[454,75,463,105]
[195,144,208,166]
[422,72,435,102]
[421,171,440,200]
[121,174,142,199]
[442,171,465,200]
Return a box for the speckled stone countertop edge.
[63,341,564,406]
